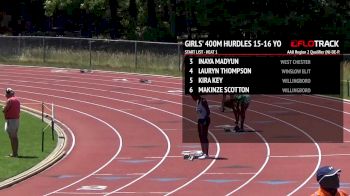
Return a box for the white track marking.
[0,67,338,194]
[55,192,106,195]
[251,109,321,196]
[205,173,257,175]
[18,97,76,157]
[252,100,350,133]
[262,95,350,115]
[145,156,182,159]
[0,74,177,96]
[19,90,171,195]
[0,71,179,90]
[43,104,123,196]
[271,154,350,158]
[0,80,222,195]
[3,87,180,195]
[209,111,269,196]
[0,64,181,81]
[208,99,320,196]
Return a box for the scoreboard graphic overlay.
[182,39,344,143]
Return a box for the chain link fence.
[0,36,183,75]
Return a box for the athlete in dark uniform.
[191,94,210,159]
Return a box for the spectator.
[2,88,20,158]
[311,166,348,196]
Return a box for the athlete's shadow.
[17,155,38,159]
[207,157,228,160]
[235,129,263,133]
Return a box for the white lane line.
[252,109,321,196]
[262,95,350,115]
[55,192,106,195]
[0,73,328,194]
[236,95,350,194]
[222,97,321,195]
[1,82,222,195]
[252,99,350,134]
[145,156,182,159]
[106,124,215,196]
[163,129,180,131]
[210,97,321,196]
[163,131,220,196]
[271,154,350,158]
[20,97,76,158]
[210,113,269,196]
[17,90,171,196]
[205,173,256,175]
[142,108,155,110]
[0,64,182,82]
[259,95,350,135]
[0,77,184,109]
[11,87,172,195]
[270,155,318,158]
[43,104,123,196]
[3,64,346,195]
[308,94,350,104]
[126,173,145,176]
[114,157,132,160]
[104,131,170,194]
[0,71,176,91]
[111,192,168,194]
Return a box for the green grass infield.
[0,110,57,182]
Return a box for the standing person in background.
[221,93,227,112]
[311,166,348,196]
[3,88,20,158]
[232,94,250,132]
[222,94,250,132]
[191,94,210,159]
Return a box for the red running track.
[0,64,349,196]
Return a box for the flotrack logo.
[290,40,339,48]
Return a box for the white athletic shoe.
[197,154,208,160]
[194,151,203,156]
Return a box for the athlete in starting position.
[222,94,250,132]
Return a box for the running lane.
[0,65,349,195]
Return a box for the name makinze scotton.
[198,87,249,93]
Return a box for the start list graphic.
[184,39,342,95]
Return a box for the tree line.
[0,0,350,44]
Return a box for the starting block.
[181,150,203,161]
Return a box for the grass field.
[0,37,182,76]
[0,110,57,181]
[0,50,182,77]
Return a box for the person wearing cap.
[191,94,210,159]
[311,166,348,196]
[2,88,20,158]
